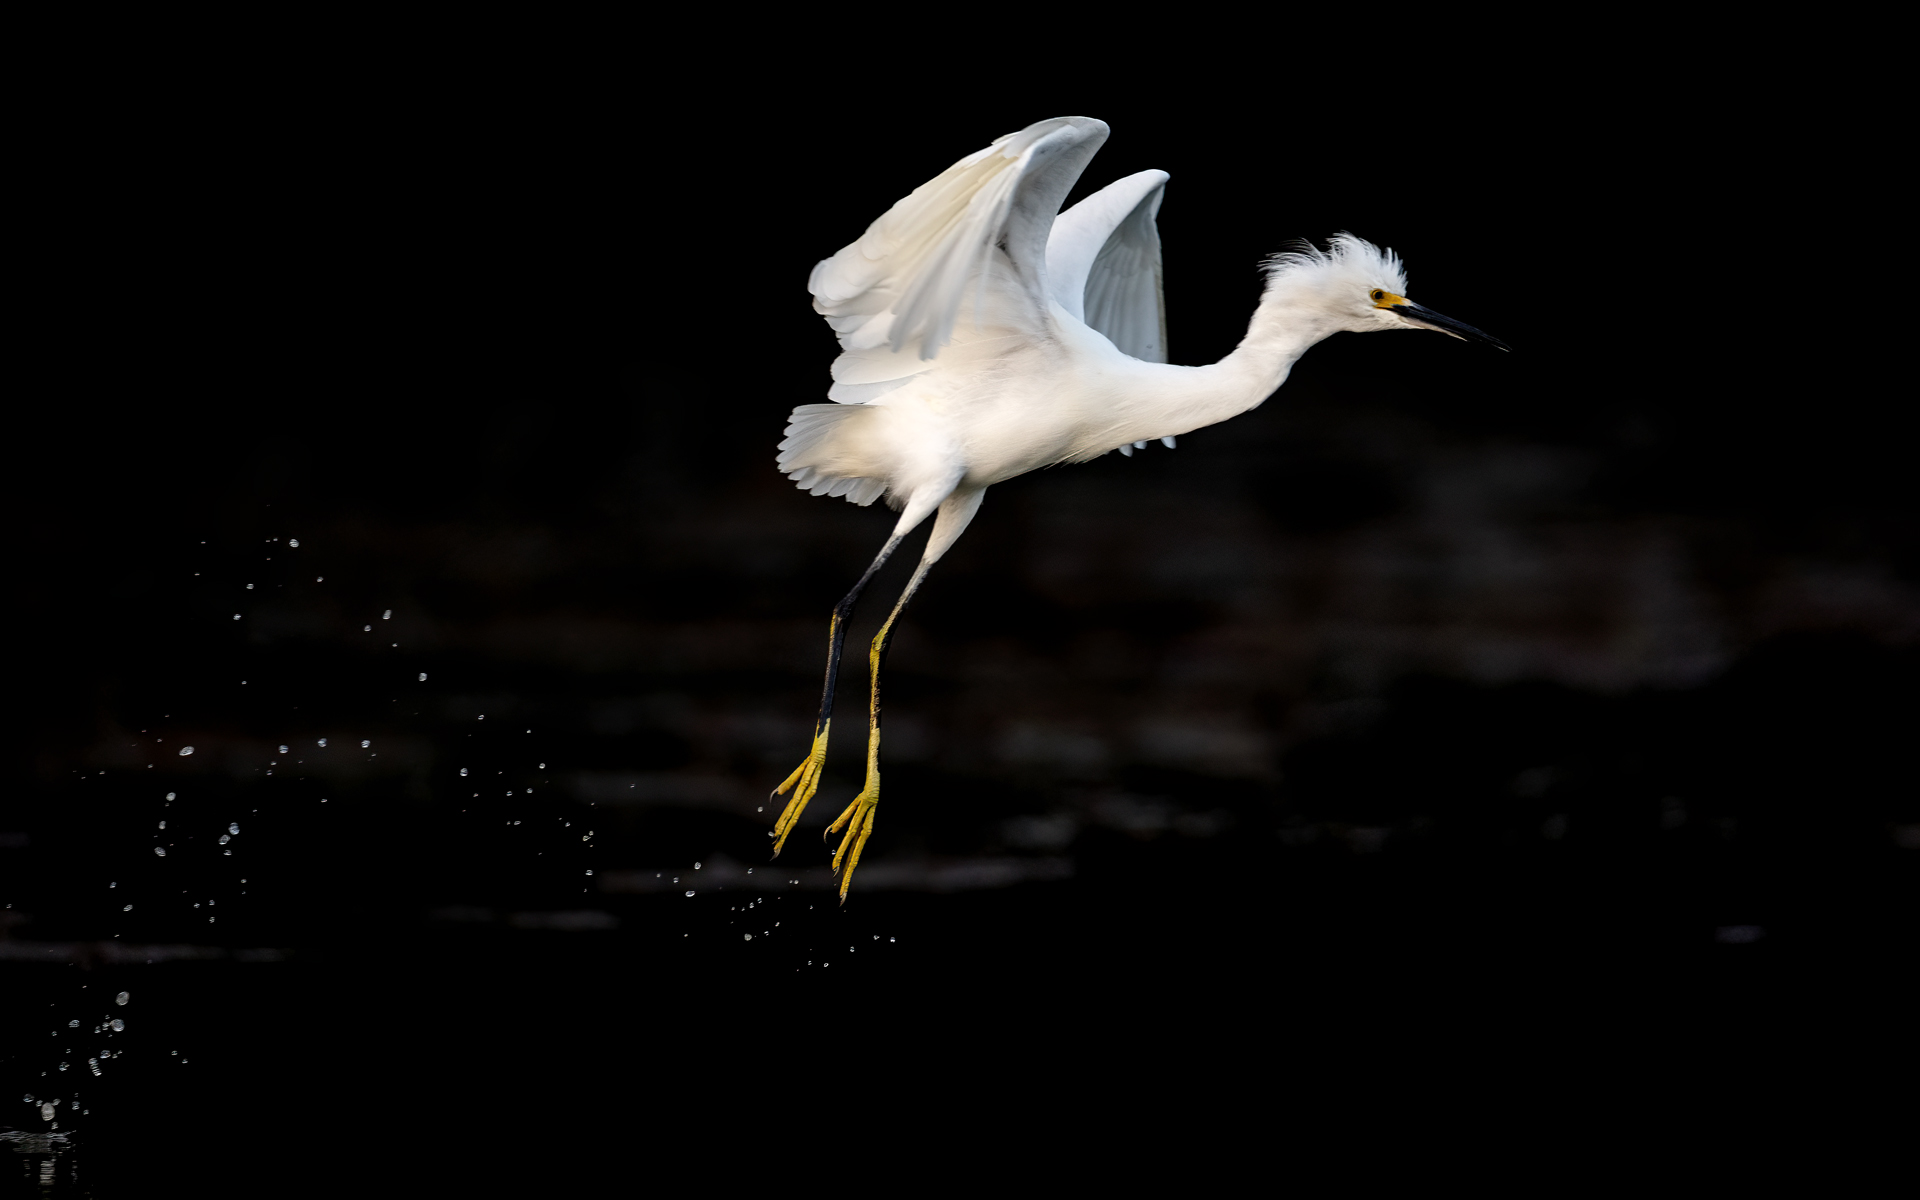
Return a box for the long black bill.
[1395,302,1510,351]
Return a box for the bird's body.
[769,117,1505,896]
[788,314,1242,493]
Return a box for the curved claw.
[769,722,830,858]
[826,787,878,904]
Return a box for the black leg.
[769,532,904,855]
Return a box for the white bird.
[770,116,1506,898]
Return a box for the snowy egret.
[771,116,1506,898]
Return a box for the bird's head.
[1262,232,1508,350]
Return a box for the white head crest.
[1261,232,1408,300]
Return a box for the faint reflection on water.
[1,1128,81,1195]
[597,853,1072,895]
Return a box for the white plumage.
[770,116,1506,898]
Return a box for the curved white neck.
[1055,285,1351,464]
[1214,288,1344,410]
[1132,287,1344,440]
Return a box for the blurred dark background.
[5,51,1913,1192]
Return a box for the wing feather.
[808,117,1110,401]
[1046,170,1168,363]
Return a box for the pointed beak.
[1391,300,1510,351]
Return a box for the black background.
[6,36,1913,1194]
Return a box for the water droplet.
[418,673,428,682]
[278,745,288,754]
[233,614,241,620]
[229,823,240,835]
[743,934,753,941]
[40,1103,54,1121]
[360,740,370,748]
[382,609,392,619]
[318,738,327,748]
[111,1019,124,1031]
[316,576,323,582]
[115,992,129,1006]
[165,792,175,800]
[694,862,702,869]
[153,847,165,857]
[363,625,372,631]
[158,821,166,830]
[178,747,194,757]
[538,763,546,769]
[246,583,254,590]
[685,890,695,897]
[289,538,299,548]
[123,905,132,912]
[218,834,230,844]
[459,768,468,776]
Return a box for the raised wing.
[1046,169,1169,363]
[808,116,1109,403]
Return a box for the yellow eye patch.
[1370,289,1409,308]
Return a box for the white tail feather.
[777,404,891,507]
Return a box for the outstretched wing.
[808,116,1109,403]
[1046,169,1169,363]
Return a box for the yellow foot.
[769,723,830,857]
[826,785,878,904]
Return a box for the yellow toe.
[829,788,878,901]
[770,724,831,857]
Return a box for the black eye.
[1370,289,1385,302]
